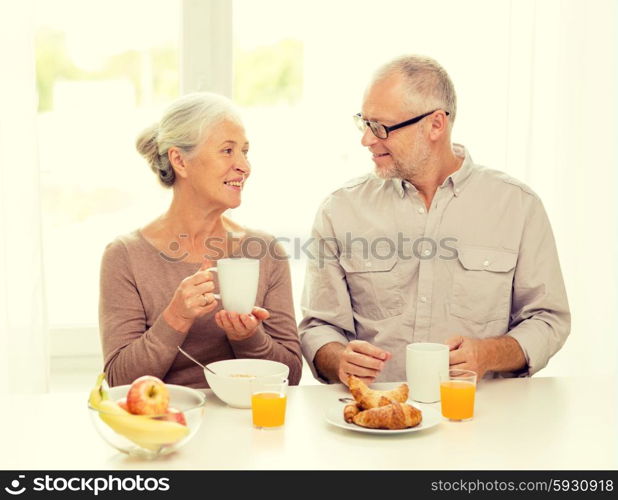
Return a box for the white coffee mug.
[406,342,449,403]
[207,258,259,314]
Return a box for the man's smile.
[371,151,392,163]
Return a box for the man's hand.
[445,335,489,379]
[337,340,392,386]
[445,335,528,379]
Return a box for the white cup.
[406,342,449,403]
[207,258,259,314]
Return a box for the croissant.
[343,403,361,423]
[352,401,422,430]
[348,375,409,410]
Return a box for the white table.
[1,376,615,470]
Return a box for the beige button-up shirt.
[299,145,570,382]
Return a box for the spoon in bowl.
[177,346,217,375]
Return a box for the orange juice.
[440,380,476,420]
[251,391,287,427]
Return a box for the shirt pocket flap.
[340,253,397,273]
[457,246,517,272]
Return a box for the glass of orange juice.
[440,369,477,421]
[251,378,288,429]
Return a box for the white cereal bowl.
[204,359,289,408]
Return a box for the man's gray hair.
[373,54,457,124]
[136,92,242,187]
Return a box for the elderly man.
[299,55,570,385]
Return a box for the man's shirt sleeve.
[299,198,355,380]
[507,195,571,375]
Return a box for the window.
[36,0,180,350]
[38,0,516,344]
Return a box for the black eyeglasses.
[353,109,449,139]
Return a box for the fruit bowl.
[89,383,206,459]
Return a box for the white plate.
[324,401,441,434]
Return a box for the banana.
[89,373,189,452]
[88,373,108,410]
[98,400,189,451]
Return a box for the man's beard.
[375,136,431,182]
[374,160,401,180]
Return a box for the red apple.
[117,397,129,412]
[157,407,187,426]
[126,375,169,415]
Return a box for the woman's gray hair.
[136,92,242,187]
[372,54,457,124]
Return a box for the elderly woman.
[99,92,302,387]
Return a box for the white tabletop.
[1,376,615,470]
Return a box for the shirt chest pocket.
[450,246,517,323]
[340,251,403,321]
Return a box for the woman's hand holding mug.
[163,260,219,333]
[207,257,262,340]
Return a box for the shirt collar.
[391,178,413,197]
[391,143,474,198]
[444,143,474,196]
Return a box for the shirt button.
[455,188,460,194]
[483,260,490,267]
[417,207,425,214]
[420,296,427,303]
[423,249,431,256]
[366,262,372,268]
